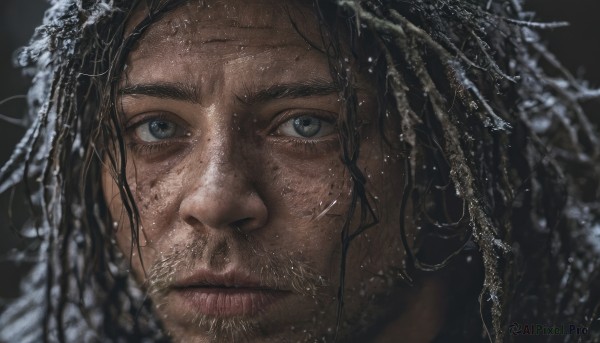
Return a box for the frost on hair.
[0,0,599,342]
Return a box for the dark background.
[1,0,599,300]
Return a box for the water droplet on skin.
[169,20,179,35]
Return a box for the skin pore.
[101,0,447,342]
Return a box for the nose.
[179,157,268,233]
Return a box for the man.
[0,0,598,342]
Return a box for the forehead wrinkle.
[128,30,322,69]
[191,18,276,30]
[128,0,323,55]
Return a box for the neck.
[371,276,448,343]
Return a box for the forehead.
[129,0,322,59]
[124,0,334,88]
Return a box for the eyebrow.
[118,79,339,105]
[119,82,200,103]
[236,79,340,105]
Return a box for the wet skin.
[102,0,447,342]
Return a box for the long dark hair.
[1,0,598,342]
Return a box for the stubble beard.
[140,232,410,343]
[144,236,335,342]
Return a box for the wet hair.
[1,0,599,342]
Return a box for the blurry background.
[1,0,599,300]
[0,0,48,302]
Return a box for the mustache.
[145,235,328,298]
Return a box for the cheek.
[101,159,185,275]
[133,174,180,228]
[261,137,406,280]
[273,160,349,218]
[343,139,407,282]
[262,153,351,271]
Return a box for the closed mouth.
[172,286,290,316]
[168,269,291,316]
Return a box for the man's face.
[102,1,444,342]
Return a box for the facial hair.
[144,234,332,342]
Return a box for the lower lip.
[172,287,290,316]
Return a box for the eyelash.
[124,112,168,132]
[127,140,173,155]
[268,111,338,154]
[286,137,339,155]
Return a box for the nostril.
[183,214,202,227]
[233,217,263,232]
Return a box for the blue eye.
[293,116,321,137]
[135,119,179,142]
[277,115,335,139]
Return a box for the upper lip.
[172,269,281,290]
